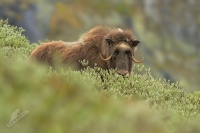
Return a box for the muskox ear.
[106,38,114,46]
[131,40,140,47]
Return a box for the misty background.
[0,0,199,91]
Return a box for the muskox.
[29,26,144,77]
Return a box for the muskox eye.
[125,50,131,55]
[114,49,119,55]
[106,38,114,47]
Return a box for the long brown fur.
[29,26,139,71]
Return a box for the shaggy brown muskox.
[29,26,144,77]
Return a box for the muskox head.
[99,29,144,77]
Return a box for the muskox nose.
[117,70,129,78]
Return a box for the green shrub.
[0,56,200,133]
[81,65,200,117]
[0,19,30,47]
[0,45,36,61]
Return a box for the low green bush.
[0,19,30,47]
[0,56,200,133]
[0,45,36,61]
[82,65,200,117]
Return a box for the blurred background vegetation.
[0,0,199,91]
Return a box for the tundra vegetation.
[0,20,200,133]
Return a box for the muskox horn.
[132,56,144,63]
[100,54,112,61]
